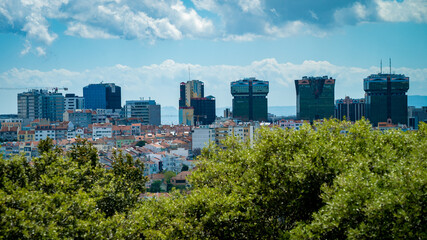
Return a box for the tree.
[135,140,147,147]
[181,164,189,172]
[149,180,162,193]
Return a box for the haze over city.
[0,0,426,115]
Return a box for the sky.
[0,0,426,115]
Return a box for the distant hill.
[408,95,427,107]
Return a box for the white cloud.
[1,59,426,116]
[376,0,427,23]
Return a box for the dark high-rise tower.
[179,80,215,125]
[231,78,269,122]
[295,76,335,122]
[364,73,409,126]
[83,83,121,110]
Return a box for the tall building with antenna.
[363,59,409,126]
[179,80,215,126]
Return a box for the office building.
[364,73,409,126]
[408,106,427,130]
[42,93,64,121]
[231,78,269,122]
[64,93,85,111]
[124,99,161,126]
[179,80,215,125]
[295,76,335,122]
[335,96,365,122]
[83,83,121,110]
[190,96,216,125]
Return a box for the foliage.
[135,140,146,147]
[149,180,163,193]
[1,120,426,239]
[0,138,147,239]
[181,164,189,172]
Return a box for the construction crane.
[0,87,68,93]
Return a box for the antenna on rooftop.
[188,66,191,81]
[389,58,391,74]
[380,59,382,74]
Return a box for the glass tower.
[295,76,335,122]
[83,83,121,110]
[231,78,269,122]
[364,73,409,126]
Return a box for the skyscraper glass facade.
[295,76,335,122]
[231,78,269,122]
[364,73,409,126]
[83,83,121,110]
[179,80,215,125]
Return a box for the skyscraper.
[295,76,335,122]
[179,80,215,125]
[124,99,161,125]
[42,93,65,121]
[83,83,121,110]
[364,73,409,126]
[231,78,269,122]
[335,96,365,122]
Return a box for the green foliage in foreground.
[1,120,426,239]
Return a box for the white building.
[64,93,85,111]
[35,125,56,141]
[191,127,215,151]
[92,123,112,139]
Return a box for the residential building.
[191,126,215,151]
[35,125,56,141]
[63,109,93,128]
[335,96,365,122]
[0,126,18,142]
[364,73,409,126]
[170,171,191,187]
[64,93,85,111]
[83,83,121,110]
[92,123,113,140]
[124,100,161,125]
[18,130,35,142]
[17,89,43,121]
[295,76,335,122]
[231,77,269,122]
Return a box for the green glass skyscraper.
[364,73,409,126]
[295,76,335,122]
[231,78,269,122]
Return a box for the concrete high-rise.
[83,83,121,110]
[124,99,161,125]
[335,96,365,122]
[231,78,269,122]
[295,76,335,122]
[18,89,64,122]
[364,73,409,126]
[179,80,215,125]
[18,90,43,120]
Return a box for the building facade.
[335,96,365,122]
[64,93,85,111]
[17,90,43,120]
[364,73,409,126]
[124,100,161,125]
[408,106,427,130]
[83,83,121,110]
[190,96,216,126]
[231,78,269,122]
[179,80,215,125]
[295,76,335,122]
[42,93,64,121]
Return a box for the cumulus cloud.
[0,0,426,54]
[1,59,426,117]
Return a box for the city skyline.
[0,0,426,114]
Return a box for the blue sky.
[0,0,426,115]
